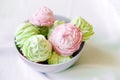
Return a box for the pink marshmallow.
[29,6,55,26]
[49,23,83,56]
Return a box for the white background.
[0,0,120,80]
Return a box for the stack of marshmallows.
[15,6,94,64]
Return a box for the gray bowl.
[15,15,85,73]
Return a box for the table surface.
[1,0,120,80]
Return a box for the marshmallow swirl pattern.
[22,35,52,62]
[49,23,83,56]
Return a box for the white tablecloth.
[0,0,120,80]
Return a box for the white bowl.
[15,15,85,73]
[16,42,84,73]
